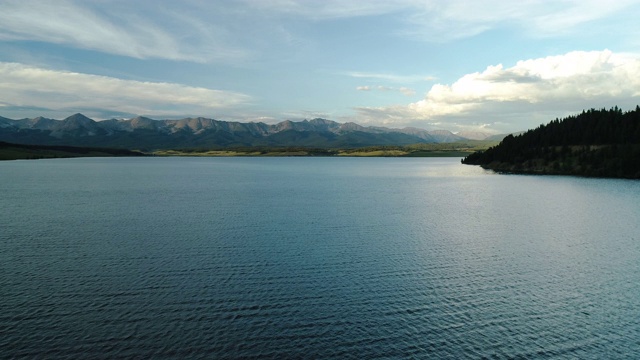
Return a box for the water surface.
[2,157,639,358]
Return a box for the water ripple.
[2,157,640,358]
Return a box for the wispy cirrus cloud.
[403,0,640,42]
[354,50,640,132]
[356,85,416,97]
[1,0,638,63]
[0,0,248,63]
[0,62,252,118]
[347,71,435,83]
[248,0,640,42]
[398,87,416,96]
[239,0,404,20]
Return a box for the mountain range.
[0,113,503,149]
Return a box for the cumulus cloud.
[412,50,640,115]
[355,50,640,132]
[0,62,251,117]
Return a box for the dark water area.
[2,157,640,359]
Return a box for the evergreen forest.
[462,106,640,178]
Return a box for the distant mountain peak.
[308,118,337,125]
[67,113,89,118]
[64,113,94,123]
[132,116,153,121]
[429,129,455,135]
[456,131,491,140]
[129,116,157,130]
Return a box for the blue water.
[1,157,640,359]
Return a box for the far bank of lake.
[0,140,497,160]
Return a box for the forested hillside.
[462,107,640,178]
[0,141,146,160]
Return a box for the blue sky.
[1,0,640,133]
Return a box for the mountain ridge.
[0,113,506,149]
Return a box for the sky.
[1,0,640,133]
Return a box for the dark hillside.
[0,141,146,160]
[462,107,640,178]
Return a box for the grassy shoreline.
[151,149,474,157]
[152,141,497,158]
[1,140,497,160]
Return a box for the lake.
[1,157,639,359]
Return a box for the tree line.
[462,106,640,178]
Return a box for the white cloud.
[528,0,640,36]
[355,50,640,132]
[399,87,416,96]
[0,62,251,117]
[347,71,435,83]
[1,0,638,63]
[403,0,640,42]
[0,0,247,62]
[240,0,404,20]
[247,0,640,42]
[356,84,416,97]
